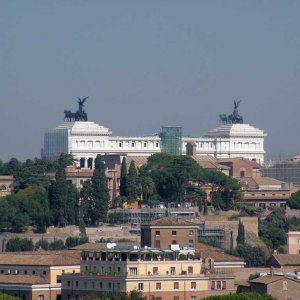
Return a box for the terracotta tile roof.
[250,275,299,285]
[126,156,149,168]
[0,251,80,266]
[143,217,198,227]
[270,254,300,266]
[217,157,261,168]
[196,243,245,262]
[239,176,284,188]
[0,275,49,285]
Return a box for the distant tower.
[160,126,182,155]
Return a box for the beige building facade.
[287,231,300,255]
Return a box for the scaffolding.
[261,154,300,187]
[160,126,182,155]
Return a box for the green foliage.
[126,160,139,200]
[35,239,49,250]
[235,244,266,267]
[108,212,124,224]
[0,198,30,232]
[288,216,300,231]
[0,292,21,300]
[8,186,50,233]
[119,157,127,197]
[288,190,300,209]
[78,290,146,300]
[142,153,240,205]
[259,208,287,249]
[65,236,89,248]
[49,154,79,227]
[6,237,34,252]
[203,293,277,300]
[49,238,65,250]
[237,221,245,245]
[91,155,110,224]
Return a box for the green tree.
[49,239,65,250]
[91,155,110,224]
[49,154,79,227]
[126,160,139,200]
[65,236,89,248]
[35,239,49,250]
[203,293,277,300]
[80,180,93,226]
[119,157,127,197]
[236,221,245,245]
[6,238,34,252]
[288,190,300,209]
[0,292,21,300]
[12,186,50,233]
[0,198,29,233]
[235,244,266,267]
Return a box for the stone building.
[0,175,14,197]
[140,217,199,249]
[287,231,300,255]
[60,247,236,300]
[0,251,80,300]
[42,120,267,165]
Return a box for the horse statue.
[64,97,89,122]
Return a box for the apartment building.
[60,247,235,300]
[0,251,80,300]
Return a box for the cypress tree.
[120,157,127,197]
[91,155,110,225]
[49,154,69,227]
[126,160,138,200]
[230,230,234,255]
[237,220,245,245]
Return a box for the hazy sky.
[1,1,300,161]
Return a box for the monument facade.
[41,99,267,166]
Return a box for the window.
[131,142,135,147]
[144,142,147,148]
[172,230,177,236]
[153,267,158,275]
[155,240,160,248]
[170,267,176,275]
[191,297,196,300]
[138,283,144,291]
[7,270,11,274]
[174,297,179,300]
[38,296,44,300]
[156,231,160,236]
[117,282,120,289]
[211,281,215,290]
[222,281,226,290]
[92,282,95,289]
[32,270,36,275]
[129,268,137,276]
[188,267,193,274]
[108,282,112,289]
[67,281,71,287]
[216,281,221,289]
[174,282,179,290]
[283,281,288,290]
[189,240,194,247]
[0,270,3,274]
[156,298,162,300]
[99,282,103,289]
[298,249,300,255]
[76,281,78,287]
[156,143,159,148]
[172,240,177,245]
[191,282,196,290]
[43,271,47,275]
[189,230,193,235]
[119,142,122,147]
[156,282,161,290]
[297,238,300,244]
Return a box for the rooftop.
[196,243,245,262]
[0,251,80,266]
[142,216,199,227]
[0,275,49,285]
[268,254,300,266]
[250,275,299,285]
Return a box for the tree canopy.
[203,293,277,300]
